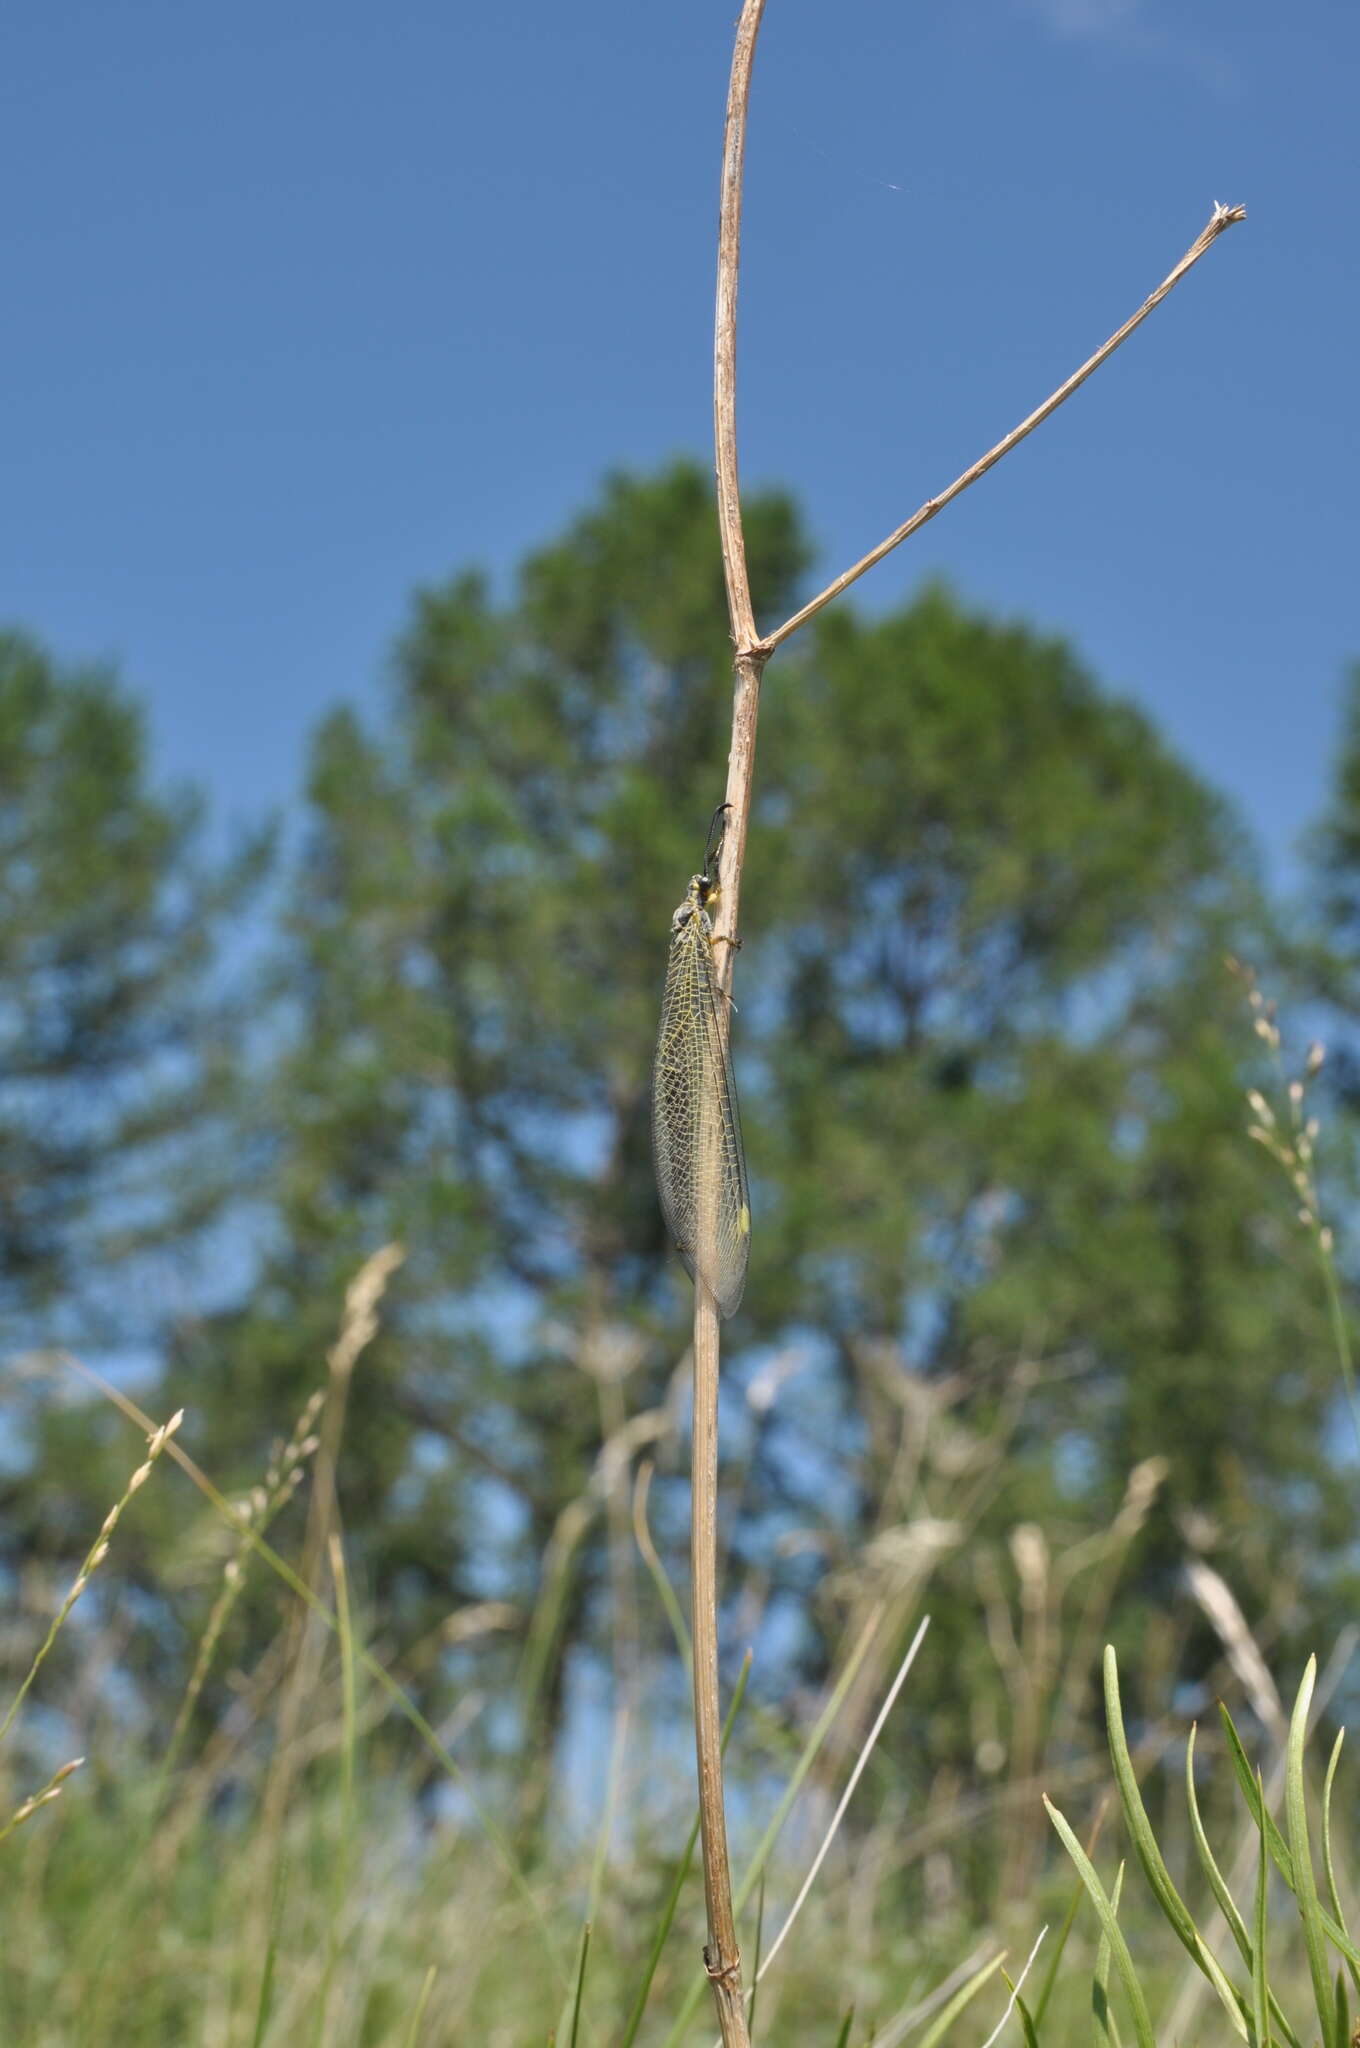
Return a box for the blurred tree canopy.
[0,631,266,1659]
[1,465,1352,1769]
[0,631,265,1331]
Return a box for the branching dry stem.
[692,6,1243,2041]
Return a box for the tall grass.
[1,993,1356,2043]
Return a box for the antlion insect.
[652,803,751,1319]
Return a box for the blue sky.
[2,0,1354,876]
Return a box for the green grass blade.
[619,1807,702,2048]
[832,2010,855,2048]
[1008,1984,1041,2048]
[618,1652,750,2048]
[1252,1771,1271,2048]
[1220,1699,1360,1976]
[1220,1703,1294,1885]
[1186,1723,1252,1959]
[915,1951,1007,2048]
[1321,1729,1360,2002]
[400,1966,436,2048]
[1283,1657,1337,2048]
[332,1536,358,1846]
[1092,1861,1125,2048]
[248,1938,280,2048]
[1103,1648,1247,2038]
[1032,1870,1087,2032]
[567,1921,591,2048]
[249,1850,288,2048]
[1186,1730,1303,2048]
[1045,1796,1155,2048]
[313,1535,359,2048]
[747,1874,766,2043]
[633,1462,692,1679]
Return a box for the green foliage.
[0,630,267,1721]
[0,629,266,1329]
[1049,1646,1358,2048]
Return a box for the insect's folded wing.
[692,978,750,1317]
[651,927,750,1320]
[652,933,702,1284]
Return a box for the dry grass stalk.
[745,1617,930,2005]
[1185,1558,1287,1743]
[0,1407,184,1749]
[165,1387,326,1767]
[0,1755,84,1845]
[253,1245,406,1954]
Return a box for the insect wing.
[652,904,751,1318]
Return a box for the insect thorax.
[671,871,716,933]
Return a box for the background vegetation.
[3,462,1359,2042]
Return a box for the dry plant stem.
[703,6,1241,2039]
[764,202,1245,652]
[688,6,771,2041]
[711,0,772,963]
[690,1283,747,2042]
[714,0,766,660]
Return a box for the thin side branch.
[763,202,1246,653]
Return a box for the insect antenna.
[703,801,731,881]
